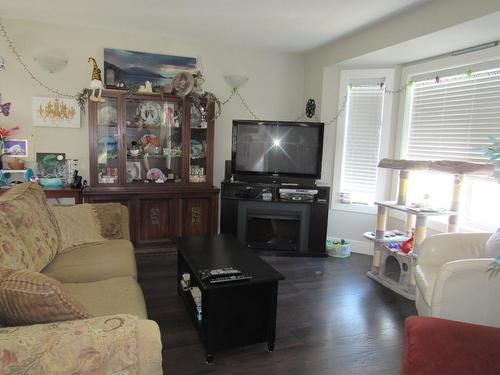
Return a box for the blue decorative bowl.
[39,178,63,188]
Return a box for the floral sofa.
[0,182,163,374]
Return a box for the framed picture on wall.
[36,153,66,178]
[32,97,81,128]
[103,48,197,89]
[4,139,28,157]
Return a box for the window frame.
[396,45,500,232]
[332,68,395,214]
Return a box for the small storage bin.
[326,239,352,258]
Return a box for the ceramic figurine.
[138,81,153,93]
[88,57,105,103]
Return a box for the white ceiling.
[340,10,500,66]
[0,0,432,53]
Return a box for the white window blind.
[340,84,385,199]
[407,67,500,163]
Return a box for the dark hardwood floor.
[137,252,416,375]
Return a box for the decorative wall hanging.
[0,94,11,116]
[306,99,316,118]
[4,139,28,157]
[32,97,81,128]
[88,57,105,103]
[103,48,197,90]
[0,126,19,168]
[172,71,194,97]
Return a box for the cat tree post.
[413,215,428,254]
[397,170,409,205]
[448,174,464,233]
[371,205,388,274]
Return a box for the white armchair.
[415,232,500,328]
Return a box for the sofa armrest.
[0,315,162,375]
[91,203,130,240]
[431,258,500,327]
[137,319,163,375]
[418,232,492,267]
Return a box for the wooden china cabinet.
[84,89,219,254]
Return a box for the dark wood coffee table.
[176,234,285,363]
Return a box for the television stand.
[220,181,330,257]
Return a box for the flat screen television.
[231,120,324,180]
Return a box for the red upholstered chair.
[402,316,500,375]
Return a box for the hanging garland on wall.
[0,17,412,122]
[0,17,493,125]
[0,19,83,99]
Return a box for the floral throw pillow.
[0,212,33,270]
[0,183,61,271]
[50,204,105,252]
[90,203,124,239]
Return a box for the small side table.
[42,187,83,204]
[0,185,83,204]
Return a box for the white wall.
[0,18,305,186]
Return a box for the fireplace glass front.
[246,212,301,251]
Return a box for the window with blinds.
[340,84,385,202]
[403,63,500,230]
[407,67,500,163]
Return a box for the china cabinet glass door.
[96,97,120,184]
[189,102,209,183]
[124,97,183,184]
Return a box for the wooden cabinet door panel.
[182,198,211,236]
[135,197,177,246]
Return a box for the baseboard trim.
[349,239,373,255]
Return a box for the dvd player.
[279,188,318,202]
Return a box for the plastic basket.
[326,240,352,258]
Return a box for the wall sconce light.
[34,55,68,73]
[224,75,249,92]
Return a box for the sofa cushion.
[51,204,105,252]
[0,212,33,270]
[0,182,61,271]
[64,277,148,319]
[415,264,440,306]
[42,239,137,283]
[0,267,91,326]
